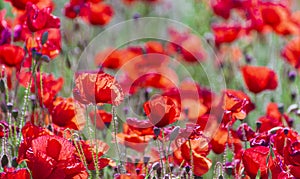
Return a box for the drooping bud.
[288,71,296,82]
[154,127,160,138]
[1,155,8,168]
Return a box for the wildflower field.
[0,0,300,178]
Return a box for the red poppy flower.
[212,23,242,46]
[89,109,112,130]
[17,122,53,163]
[64,0,113,26]
[78,140,110,170]
[95,45,146,71]
[283,138,300,178]
[236,123,255,142]
[20,135,88,179]
[94,48,124,69]
[180,137,211,161]
[222,89,255,124]
[0,168,30,179]
[126,118,154,136]
[210,0,233,19]
[143,95,180,128]
[49,97,86,131]
[25,3,60,32]
[0,44,25,67]
[73,71,124,106]
[281,37,300,71]
[166,28,206,63]
[18,71,64,108]
[173,136,212,176]
[162,80,213,121]
[271,128,300,178]
[242,146,271,178]
[211,127,242,154]
[249,132,271,147]
[241,65,278,94]
[144,41,165,54]
[247,1,295,35]
[84,2,114,26]
[5,0,53,10]
[271,128,298,157]
[256,103,287,132]
[260,2,297,35]
[127,72,178,95]
[117,132,152,153]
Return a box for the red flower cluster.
[64,0,114,26]
[211,0,300,46]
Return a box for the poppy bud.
[144,88,150,101]
[283,128,289,135]
[47,125,53,132]
[6,103,13,113]
[1,155,8,168]
[157,166,162,178]
[277,103,284,114]
[12,109,18,119]
[31,48,42,60]
[185,165,190,173]
[256,121,262,130]
[225,164,233,176]
[152,162,160,170]
[143,156,150,165]
[136,168,140,175]
[135,159,140,166]
[288,71,296,82]
[123,107,129,115]
[41,31,49,45]
[41,55,50,63]
[11,157,18,168]
[0,79,5,93]
[245,54,252,64]
[170,164,174,172]
[288,118,294,127]
[218,175,224,179]
[114,167,118,173]
[154,127,160,138]
[133,13,141,20]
